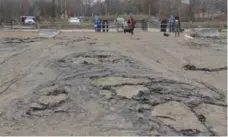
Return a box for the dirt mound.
[5,50,226,136]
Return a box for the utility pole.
[212,0,217,19]
[158,0,162,20]
[52,0,56,18]
[59,0,62,14]
[189,0,194,21]
[1,0,4,19]
[105,4,107,16]
[105,0,108,16]
[178,0,181,18]
[148,3,151,29]
[67,0,72,17]
[148,3,151,17]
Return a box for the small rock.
[87,42,96,45]
[47,87,68,96]
[38,94,68,107]
[149,129,160,136]
[99,90,113,99]
[75,57,100,65]
[136,113,144,119]
[148,96,164,106]
[181,129,200,136]
[133,91,152,103]
[24,111,31,116]
[82,61,89,65]
[198,114,206,123]
[136,104,151,112]
[54,106,69,113]
[156,60,161,64]
[58,59,66,63]
[30,103,45,110]
[39,72,43,75]
[185,97,202,107]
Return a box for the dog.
[123,21,135,36]
[164,32,170,37]
[124,28,134,36]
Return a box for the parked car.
[24,18,36,25]
[149,16,160,25]
[116,17,126,26]
[78,16,86,21]
[68,17,80,25]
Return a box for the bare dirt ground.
[0,31,227,136]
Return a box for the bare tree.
[0,0,225,22]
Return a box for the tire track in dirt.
[0,33,226,136]
[4,49,226,136]
[0,38,65,119]
[0,49,31,65]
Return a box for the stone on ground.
[73,57,100,65]
[38,94,68,107]
[99,90,113,98]
[30,103,45,110]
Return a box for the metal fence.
[0,20,149,31]
[0,21,226,32]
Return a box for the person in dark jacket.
[130,16,136,30]
[174,16,181,37]
[124,16,136,35]
[127,16,135,29]
[0,18,3,27]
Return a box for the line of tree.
[0,0,226,21]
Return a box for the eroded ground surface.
[0,32,227,136]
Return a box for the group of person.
[125,14,181,36]
[169,14,181,37]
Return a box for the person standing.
[174,16,181,37]
[0,18,3,28]
[128,16,136,31]
[169,14,174,32]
